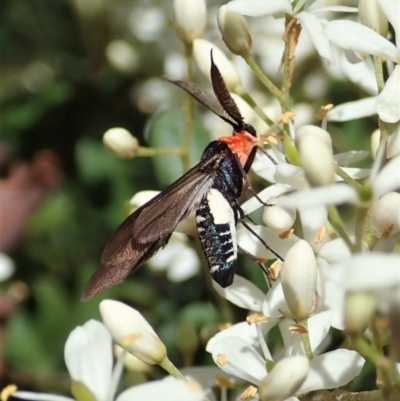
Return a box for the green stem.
[181,43,194,172]
[334,165,362,189]
[159,357,211,401]
[242,53,282,99]
[354,206,368,252]
[367,235,380,250]
[298,319,314,360]
[328,206,355,252]
[137,146,183,157]
[373,56,385,93]
[236,86,274,126]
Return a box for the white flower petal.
[324,20,399,62]
[274,164,307,189]
[241,184,290,215]
[299,350,364,393]
[307,311,333,351]
[206,321,275,359]
[310,5,358,13]
[299,207,328,247]
[212,275,264,311]
[210,336,266,384]
[12,392,74,401]
[64,320,112,401]
[193,39,240,90]
[279,318,304,355]
[263,279,288,318]
[279,311,332,354]
[318,280,345,330]
[181,366,234,388]
[237,225,295,259]
[318,238,351,263]
[373,154,400,197]
[327,97,378,122]
[340,53,377,95]
[278,184,359,209]
[250,153,277,183]
[330,253,400,291]
[339,167,371,180]
[376,64,400,123]
[116,377,204,401]
[227,0,292,17]
[378,0,400,45]
[297,12,334,63]
[333,150,369,166]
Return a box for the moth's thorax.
[218,130,259,167]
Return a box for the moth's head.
[232,122,258,145]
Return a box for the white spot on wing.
[207,189,237,259]
[210,265,220,273]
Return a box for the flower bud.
[263,197,296,235]
[296,125,335,187]
[281,240,317,319]
[100,300,167,365]
[370,128,380,159]
[345,291,376,334]
[358,0,388,37]
[259,356,309,401]
[173,0,206,45]
[217,5,252,56]
[106,40,138,74]
[103,128,139,159]
[370,192,400,238]
[193,39,240,90]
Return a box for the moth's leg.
[237,245,272,287]
[233,151,273,208]
[255,145,278,165]
[236,204,284,262]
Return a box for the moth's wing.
[82,159,218,301]
[168,79,237,127]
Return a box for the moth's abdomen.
[196,188,237,287]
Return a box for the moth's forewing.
[82,149,227,300]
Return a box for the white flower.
[173,0,206,45]
[281,240,318,319]
[12,320,114,401]
[64,320,113,401]
[0,253,15,281]
[324,0,400,122]
[148,233,200,282]
[100,300,167,365]
[103,128,139,159]
[278,154,400,212]
[259,356,309,401]
[207,323,364,396]
[227,0,358,63]
[217,5,252,56]
[193,39,241,90]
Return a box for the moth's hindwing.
[196,188,238,287]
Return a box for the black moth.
[82,52,280,300]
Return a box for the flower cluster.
[4,0,400,401]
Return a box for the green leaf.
[148,109,210,187]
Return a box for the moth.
[82,52,280,300]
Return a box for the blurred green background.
[0,0,376,395]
